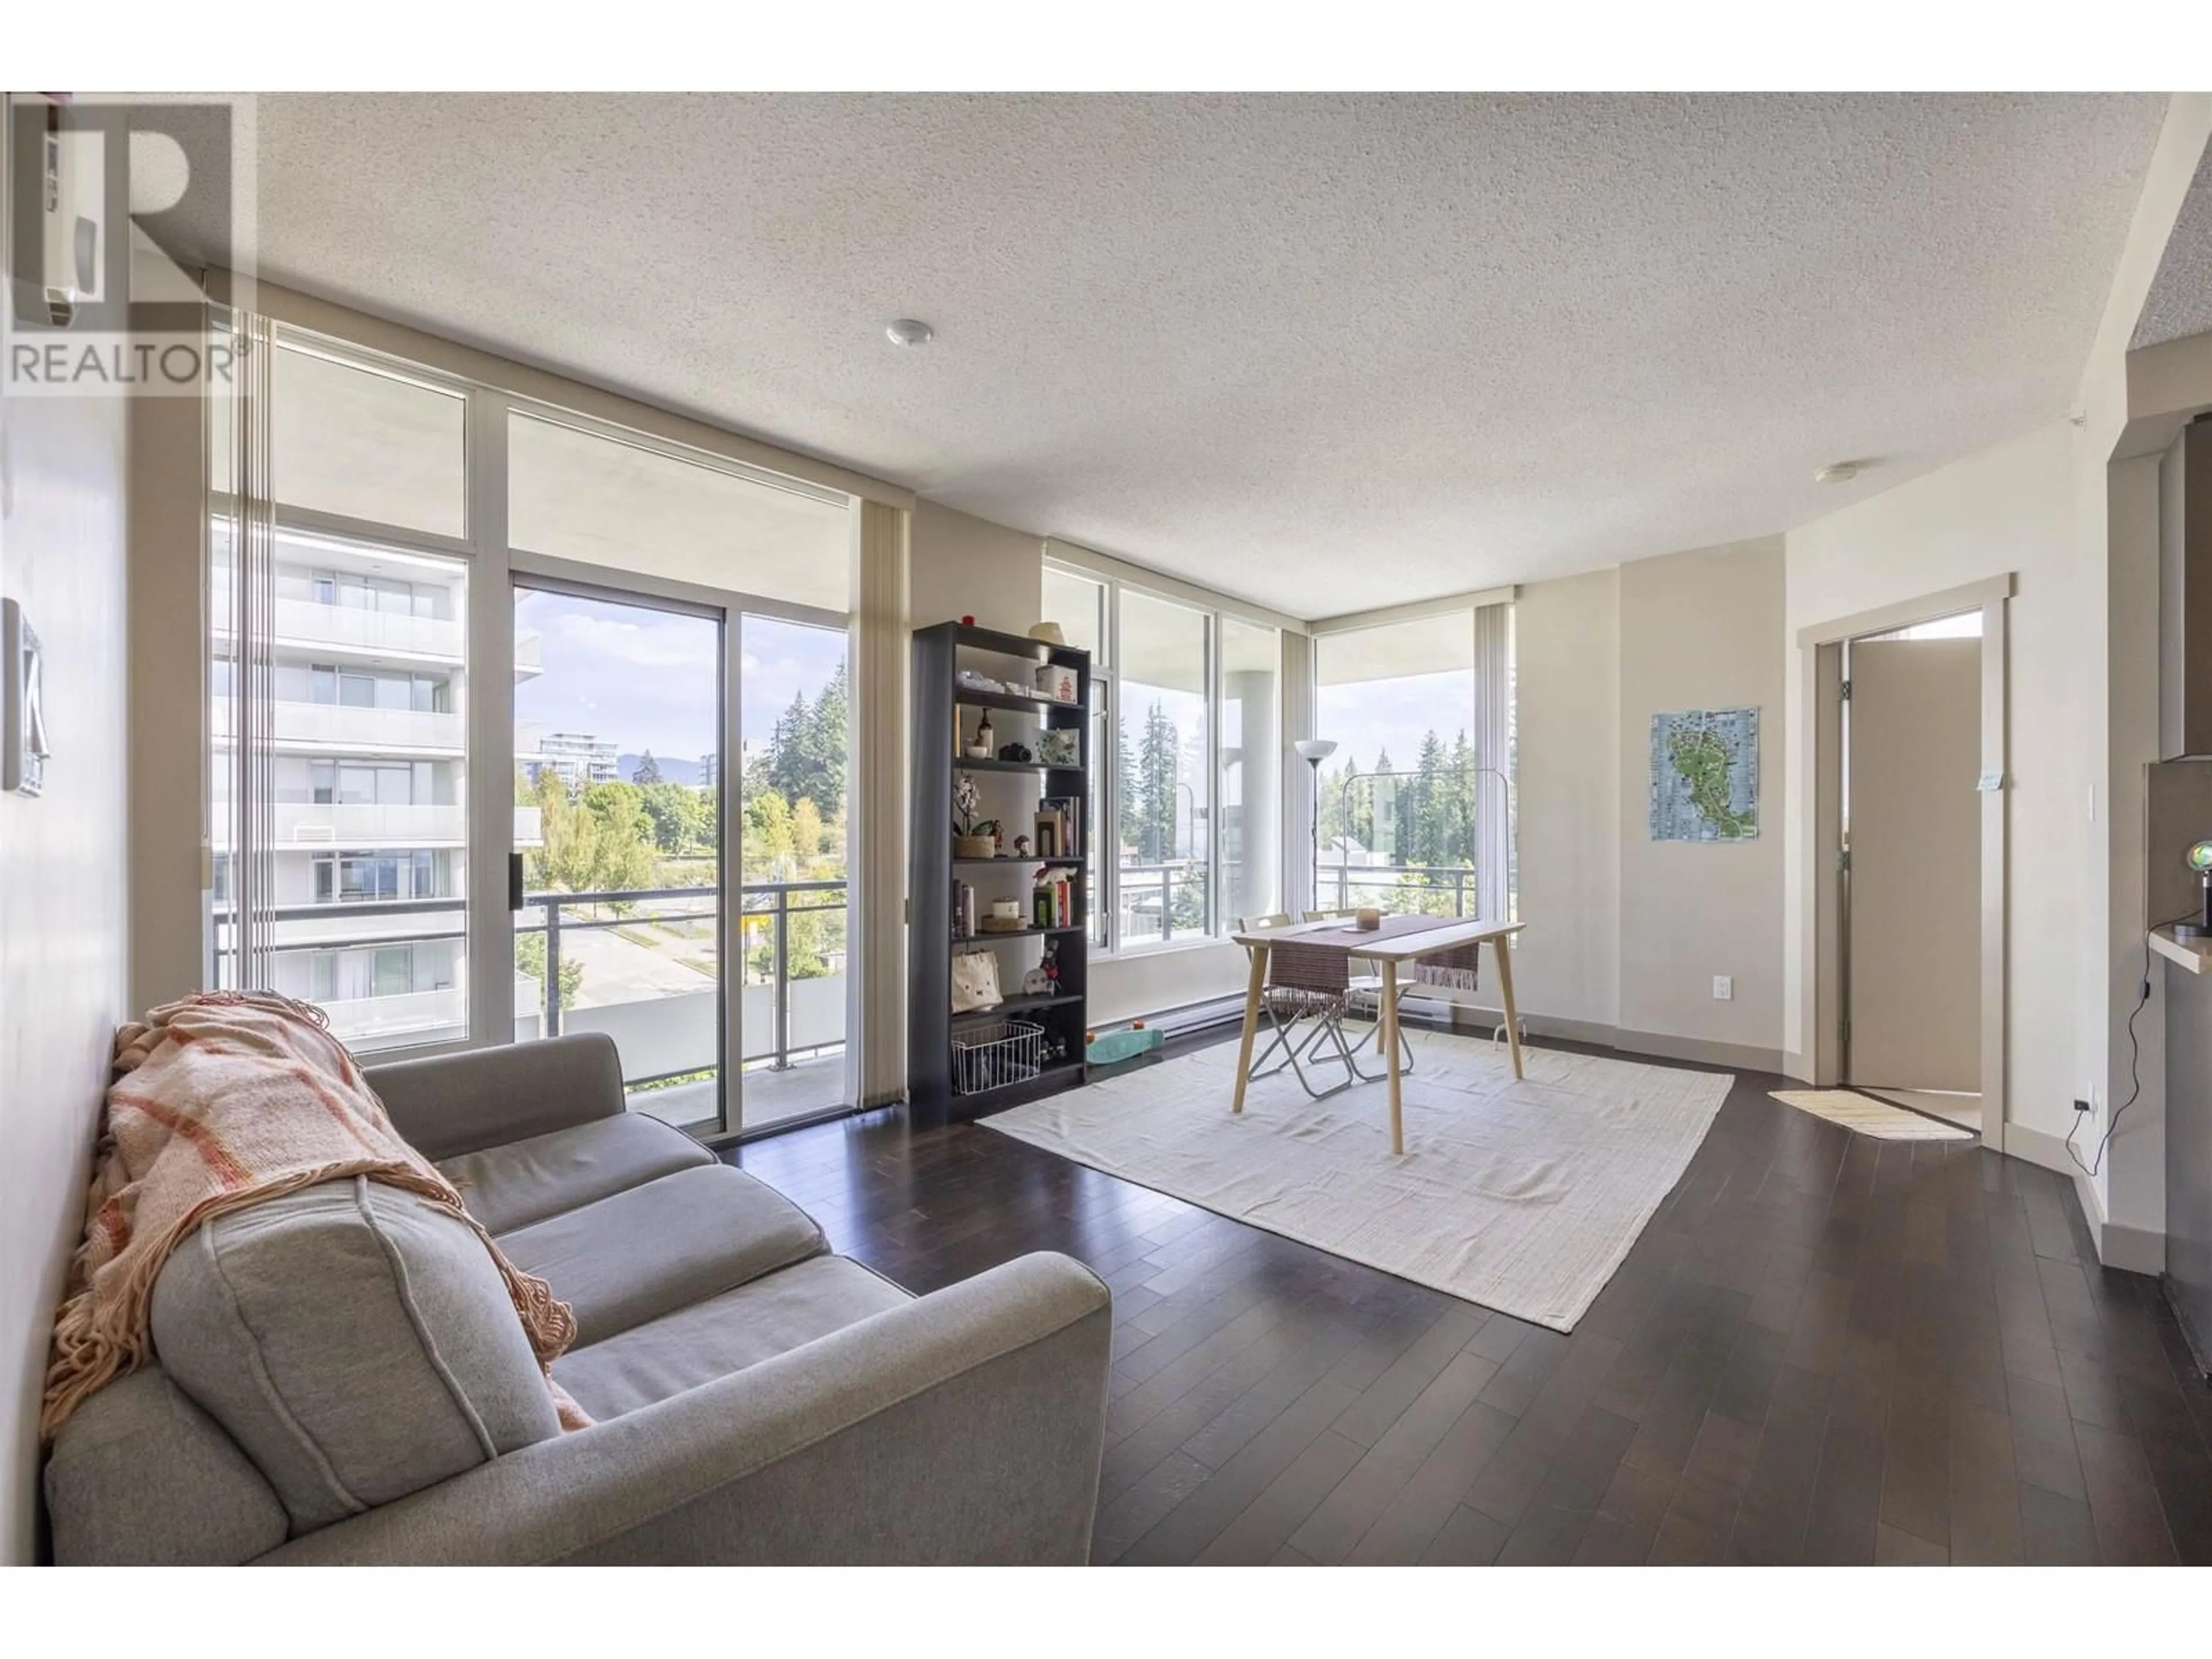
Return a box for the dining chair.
[1296,911,1415,1074]
[1241,915,1365,1097]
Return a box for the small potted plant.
[953,772,1001,858]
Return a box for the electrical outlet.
[2074,1097,2093,1115]
[1712,975,1733,1001]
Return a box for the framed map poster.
[1650,708,1759,841]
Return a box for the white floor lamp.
[1294,738,1338,914]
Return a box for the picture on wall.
[1649,707,1759,842]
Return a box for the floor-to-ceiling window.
[209,322,859,1140]
[1311,607,1509,921]
[506,407,854,1136]
[1116,590,1211,944]
[210,336,480,1054]
[1040,556,1284,949]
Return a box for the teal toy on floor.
[1084,1025,1164,1067]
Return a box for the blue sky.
[513,590,845,764]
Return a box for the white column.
[847,501,910,1108]
[1282,630,1316,918]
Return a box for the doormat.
[1768,1088,1975,1142]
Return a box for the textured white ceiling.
[220,93,2167,616]
[2134,140,2212,350]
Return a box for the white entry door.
[1846,636,1981,1092]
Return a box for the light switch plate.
[1713,975,1733,1001]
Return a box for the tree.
[791,796,826,862]
[514,931,585,1011]
[1116,711,1141,852]
[1135,700,1179,864]
[639,781,706,855]
[633,749,662,785]
[581,781,657,895]
[1411,730,1446,869]
[527,767,603,893]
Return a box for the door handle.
[508,851,525,911]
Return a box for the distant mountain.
[619,753,708,786]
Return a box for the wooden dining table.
[1228,915,1527,1155]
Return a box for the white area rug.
[1769,1088,1976,1142]
[983,1028,1732,1332]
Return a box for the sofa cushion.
[497,1163,827,1346]
[150,1177,562,1535]
[44,1364,289,1565]
[439,1111,714,1234]
[554,1255,911,1421]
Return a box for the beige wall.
[1512,567,1621,1032]
[1509,542,1785,1065]
[0,388,132,1562]
[1618,539,1786,1057]
[908,500,1041,637]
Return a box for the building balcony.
[211,804,541,850]
[213,590,464,665]
[211,699,464,756]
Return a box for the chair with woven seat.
[1238,914,1363,1097]
[1298,910,1415,1075]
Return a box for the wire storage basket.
[951,1018,1047,1096]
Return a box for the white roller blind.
[1314,612,1476,686]
[509,412,852,612]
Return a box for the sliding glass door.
[736,614,849,1130]
[513,580,730,1133]
[210,320,865,1141]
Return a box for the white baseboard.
[1440,1005,1782,1074]
[2004,1123,2166,1274]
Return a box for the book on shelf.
[952,880,977,940]
[1033,797,1078,861]
[1031,871,1075,930]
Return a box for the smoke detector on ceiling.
[885,318,934,347]
[1815,462,1862,484]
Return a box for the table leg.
[1383,958,1403,1154]
[1493,936,1524,1080]
[1232,944,1268,1115]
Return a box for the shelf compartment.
[952,924,1085,946]
[953,756,1084,774]
[952,686,1085,717]
[952,992,1082,1024]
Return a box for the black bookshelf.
[907,621,1092,1127]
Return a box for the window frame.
[1043,556,1283,956]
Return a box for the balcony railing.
[1118,859,1207,942]
[211,700,465,755]
[516,880,847,1077]
[1317,862,1480,918]
[222,879,846,1089]
[210,804,542,849]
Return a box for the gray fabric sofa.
[43,1033,1112,1565]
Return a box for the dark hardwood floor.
[726,1037,2212,1565]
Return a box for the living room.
[7,13,2212,1635]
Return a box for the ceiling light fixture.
[885,318,934,348]
[1815,462,1862,484]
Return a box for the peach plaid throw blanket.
[42,991,583,1439]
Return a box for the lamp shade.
[1294,738,1339,764]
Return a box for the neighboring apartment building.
[527,730,620,790]
[212,530,543,1051]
